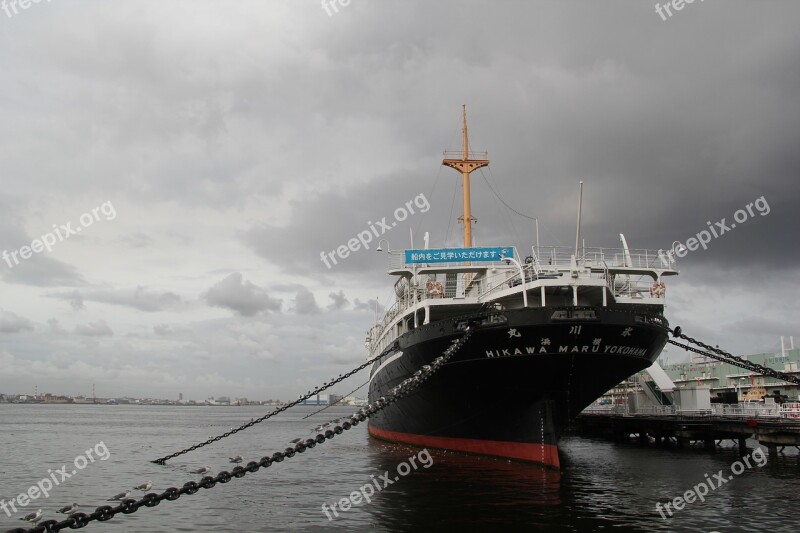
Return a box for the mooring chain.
[152,305,497,465]
[5,322,478,533]
[152,352,385,465]
[666,326,800,386]
[302,379,369,420]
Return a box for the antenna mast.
[442,105,489,248]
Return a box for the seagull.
[192,466,211,475]
[57,503,79,515]
[290,438,303,444]
[107,491,132,501]
[133,481,153,493]
[229,455,243,464]
[20,509,42,525]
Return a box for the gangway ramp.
[642,361,675,405]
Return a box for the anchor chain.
[665,326,800,386]
[152,350,387,464]
[6,321,479,533]
[153,305,499,464]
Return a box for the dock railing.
[583,402,800,419]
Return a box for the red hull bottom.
[368,425,561,468]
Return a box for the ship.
[366,106,678,468]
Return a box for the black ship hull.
[367,307,668,468]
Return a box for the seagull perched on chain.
[57,503,79,515]
[133,481,153,493]
[107,491,132,502]
[229,455,243,464]
[20,509,42,525]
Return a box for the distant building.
[661,346,799,402]
[302,393,344,406]
[599,342,800,405]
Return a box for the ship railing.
[533,246,677,271]
[367,268,510,352]
[610,275,664,299]
[582,405,628,416]
[442,150,489,161]
[711,403,784,418]
[781,402,800,419]
[583,403,800,419]
[630,405,679,416]
[474,263,537,302]
[389,245,676,271]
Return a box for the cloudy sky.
[1,1,798,401]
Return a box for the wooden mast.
[442,105,489,248]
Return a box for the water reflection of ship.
[363,442,561,530]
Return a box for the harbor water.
[1,405,797,532]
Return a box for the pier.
[577,403,800,457]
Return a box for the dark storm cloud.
[47,318,67,334]
[235,0,800,284]
[353,298,384,315]
[74,320,114,337]
[328,290,349,311]
[204,272,282,316]
[0,311,34,333]
[1,0,798,398]
[0,198,87,287]
[293,287,321,315]
[48,287,183,312]
[1,255,87,287]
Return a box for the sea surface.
[0,404,797,533]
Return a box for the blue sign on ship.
[404,247,513,264]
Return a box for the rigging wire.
[478,167,522,250]
[479,167,538,220]
[481,166,563,246]
[415,162,443,248]
[444,175,459,247]
[414,110,470,248]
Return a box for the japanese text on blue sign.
[404,247,513,264]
